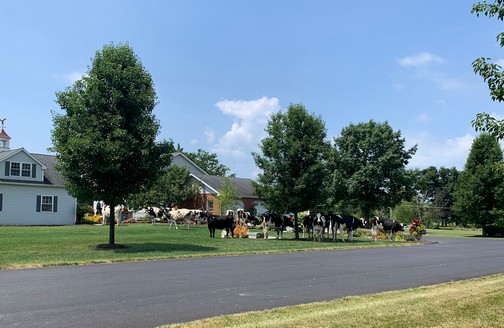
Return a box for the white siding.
[0,184,76,225]
[1,150,44,183]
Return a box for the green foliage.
[471,1,504,137]
[453,134,504,228]
[217,177,242,214]
[330,120,417,220]
[413,166,460,226]
[253,103,330,238]
[51,43,172,244]
[126,165,200,209]
[183,148,231,176]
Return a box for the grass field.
[164,273,504,328]
[0,224,408,269]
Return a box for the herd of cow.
[93,201,406,242]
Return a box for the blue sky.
[1,0,503,179]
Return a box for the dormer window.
[7,161,34,178]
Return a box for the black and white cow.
[262,211,293,239]
[312,213,326,242]
[302,214,314,239]
[371,216,404,241]
[334,214,365,242]
[207,211,235,238]
[146,206,168,225]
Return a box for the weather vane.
[0,118,5,130]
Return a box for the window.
[0,193,3,211]
[36,195,58,213]
[21,163,31,177]
[10,162,20,176]
[207,199,214,212]
[6,161,34,178]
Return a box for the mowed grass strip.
[164,274,504,328]
[0,224,401,269]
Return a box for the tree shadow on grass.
[95,243,217,254]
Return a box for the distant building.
[172,153,266,215]
[0,127,77,225]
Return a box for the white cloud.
[495,59,504,67]
[406,133,474,170]
[211,96,281,159]
[63,70,86,83]
[416,113,429,122]
[397,52,446,68]
[204,127,215,144]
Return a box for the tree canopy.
[253,103,330,239]
[471,1,504,138]
[330,120,417,220]
[51,43,171,245]
[453,133,504,233]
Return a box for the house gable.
[171,153,208,175]
[0,148,47,184]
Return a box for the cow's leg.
[390,231,395,241]
[339,227,345,243]
[348,230,354,242]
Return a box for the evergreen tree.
[453,133,504,234]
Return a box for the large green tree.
[453,133,504,234]
[253,103,330,239]
[471,1,504,138]
[414,166,459,227]
[330,120,417,221]
[51,43,171,245]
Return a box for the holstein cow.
[333,214,365,242]
[167,208,204,229]
[145,206,178,227]
[262,211,293,239]
[302,214,314,239]
[101,205,123,226]
[312,213,326,242]
[207,211,235,238]
[371,216,404,241]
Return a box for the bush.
[484,225,504,237]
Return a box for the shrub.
[484,225,504,237]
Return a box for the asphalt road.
[1,236,503,328]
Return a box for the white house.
[0,128,76,225]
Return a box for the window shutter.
[53,196,58,212]
[0,194,3,211]
[36,195,41,212]
[5,161,10,176]
[32,164,36,178]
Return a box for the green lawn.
[164,274,504,328]
[0,224,404,269]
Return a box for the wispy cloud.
[62,70,86,83]
[406,132,474,170]
[397,52,446,68]
[210,96,281,159]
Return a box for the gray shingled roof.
[31,153,65,186]
[193,173,258,198]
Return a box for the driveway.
[1,236,503,327]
